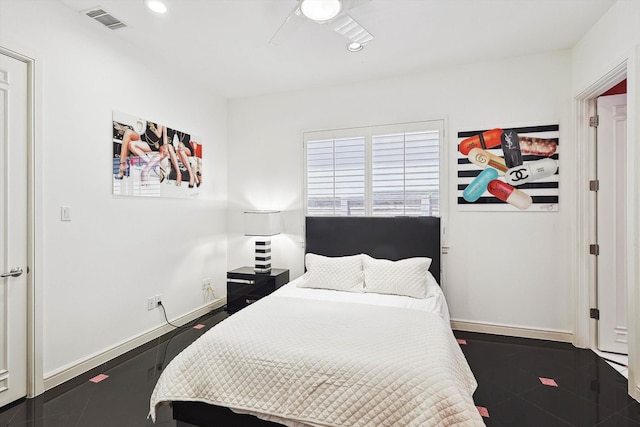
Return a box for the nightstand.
[226,267,290,314]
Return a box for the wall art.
[112,111,202,198]
[457,124,559,212]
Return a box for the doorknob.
[1,267,23,278]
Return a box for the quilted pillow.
[297,253,364,293]
[362,254,432,299]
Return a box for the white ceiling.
[57,0,615,99]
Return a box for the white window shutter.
[372,130,440,216]
[305,122,441,217]
[306,137,365,216]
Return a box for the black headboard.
[305,216,441,284]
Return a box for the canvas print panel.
[457,124,559,212]
[112,111,202,198]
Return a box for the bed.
[149,216,483,426]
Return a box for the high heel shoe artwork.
[188,164,201,188]
[115,158,129,180]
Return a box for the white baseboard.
[450,319,573,343]
[43,298,226,392]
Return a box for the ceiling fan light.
[347,42,364,52]
[300,0,342,22]
[144,0,167,14]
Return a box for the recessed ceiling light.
[347,42,364,52]
[144,0,167,14]
[300,0,342,22]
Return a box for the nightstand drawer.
[228,289,268,311]
[226,277,256,285]
[226,267,289,314]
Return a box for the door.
[0,52,28,406]
[596,93,628,354]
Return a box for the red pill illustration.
[487,180,532,210]
[459,128,503,155]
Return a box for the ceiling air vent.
[83,7,127,30]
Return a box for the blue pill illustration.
[463,167,499,202]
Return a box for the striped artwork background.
[457,124,559,212]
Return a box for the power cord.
[156,324,180,372]
[155,302,211,371]
[157,301,181,328]
[203,284,216,303]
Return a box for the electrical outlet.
[154,294,162,307]
[147,297,155,311]
[202,278,215,302]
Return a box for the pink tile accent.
[89,374,109,383]
[476,406,490,417]
[457,339,467,345]
[539,377,558,387]
[193,324,205,330]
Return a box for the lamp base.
[254,238,272,274]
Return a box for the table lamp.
[244,210,281,273]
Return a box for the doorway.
[0,51,29,406]
[573,59,638,401]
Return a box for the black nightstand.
[226,267,290,314]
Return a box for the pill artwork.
[458,126,559,211]
[463,168,499,202]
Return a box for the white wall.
[572,0,640,96]
[0,1,228,380]
[228,50,574,336]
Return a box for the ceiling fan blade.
[342,0,372,10]
[327,11,374,45]
[268,2,304,46]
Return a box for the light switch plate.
[61,206,71,221]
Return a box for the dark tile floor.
[456,331,640,426]
[0,309,638,426]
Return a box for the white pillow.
[297,253,364,293]
[362,254,432,299]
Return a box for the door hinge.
[589,115,599,127]
[589,244,600,256]
[589,180,599,191]
[590,308,600,320]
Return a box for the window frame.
[303,119,447,218]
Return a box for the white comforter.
[149,290,483,426]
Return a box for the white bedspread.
[149,293,483,426]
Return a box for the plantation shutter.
[306,136,366,216]
[372,130,440,216]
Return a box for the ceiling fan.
[270,0,374,50]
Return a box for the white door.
[0,52,28,406]
[596,93,628,354]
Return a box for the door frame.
[0,44,42,398]
[573,57,639,401]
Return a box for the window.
[305,120,443,217]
